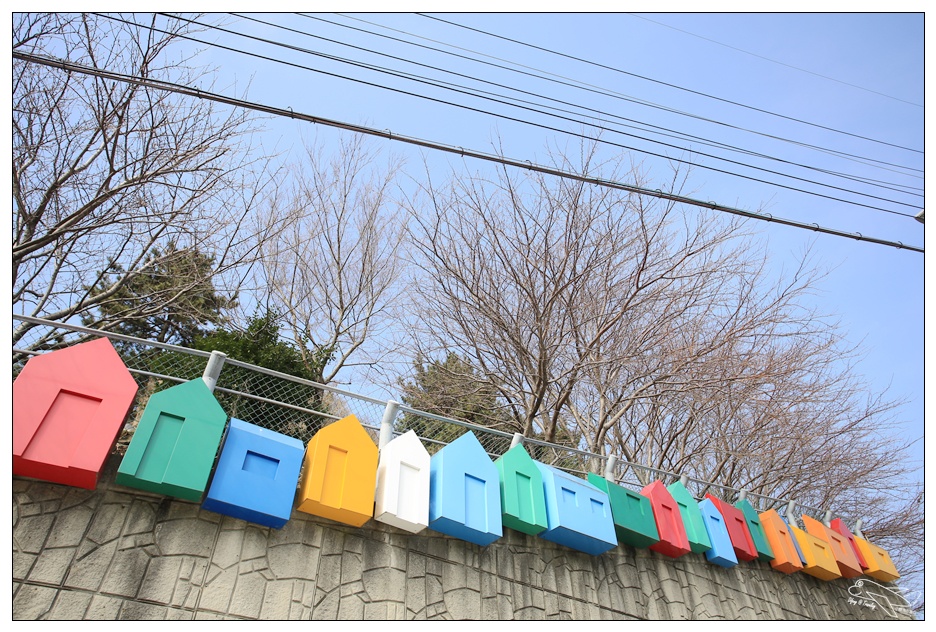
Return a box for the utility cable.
[417,13,923,155]
[142,13,921,216]
[230,12,923,200]
[13,50,924,254]
[323,13,923,177]
[628,13,923,108]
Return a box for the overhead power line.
[227,13,922,204]
[417,13,924,155]
[328,13,922,177]
[627,13,924,108]
[13,50,923,255]
[117,13,920,217]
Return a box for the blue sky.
[175,11,924,479]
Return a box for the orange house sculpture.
[296,414,378,527]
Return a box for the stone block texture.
[13,462,908,620]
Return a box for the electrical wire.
[231,13,923,199]
[627,13,923,108]
[12,50,924,255]
[143,13,920,217]
[328,13,923,177]
[417,13,924,155]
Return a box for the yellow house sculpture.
[854,536,900,583]
[790,524,842,581]
[296,414,378,527]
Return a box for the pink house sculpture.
[14,338,138,489]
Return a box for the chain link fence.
[12,314,830,522]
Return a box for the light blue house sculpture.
[698,497,738,568]
[429,431,503,546]
[535,462,617,555]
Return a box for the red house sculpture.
[14,338,138,489]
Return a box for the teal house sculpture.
[736,498,775,561]
[495,444,548,536]
[429,431,503,546]
[201,418,304,528]
[536,463,617,556]
[667,479,713,554]
[117,379,228,501]
[587,473,660,548]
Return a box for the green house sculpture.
[736,498,775,561]
[667,479,713,554]
[587,473,660,548]
[116,379,228,502]
[495,444,548,535]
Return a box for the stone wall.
[12,461,902,621]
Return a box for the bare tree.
[405,141,751,446]
[404,139,920,591]
[12,13,277,355]
[256,135,405,385]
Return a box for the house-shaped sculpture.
[296,414,378,527]
[803,514,862,579]
[698,498,738,568]
[428,431,502,546]
[852,535,900,582]
[116,378,228,501]
[14,338,138,490]
[374,430,431,533]
[735,498,775,561]
[202,418,304,528]
[536,464,617,556]
[790,521,842,581]
[587,473,659,549]
[828,518,868,571]
[781,514,808,566]
[704,494,758,562]
[496,445,548,536]
[759,510,804,574]
[641,481,691,558]
[667,480,712,554]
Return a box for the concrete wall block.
[154,516,217,558]
[85,594,123,619]
[256,579,291,619]
[28,546,75,585]
[14,512,55,554]
[228,564,268,619]
[362,566,406,603]
[12,475,913,621]
[137,555,183,604]
[13,584,58,620]
[47,590,92,620]
[267,541,321,580]
[45,504,95,548]
[13,551,37,581]
[99,545,150,597]
[63,539,118,591]
[443,586,483,620]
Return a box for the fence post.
[202,350,227,392]
[823,509,834,527]
[603,455,618,481]
[679,474,690,487]
[737,489,748,502]
[379,400,400,449]
[854,518,865,539]
[785,500,798,527]
[509,433,524,449]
